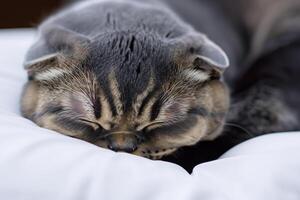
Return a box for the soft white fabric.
[0,29,300,200]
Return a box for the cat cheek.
[165,102,181,114]
[62,93,93,119]
[163,102,187,119]
[70,94,86,115]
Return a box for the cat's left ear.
[194,36,229,71]
[172,33,229,79]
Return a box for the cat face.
[21,26,230,159]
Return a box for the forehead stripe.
[101,80,118,117]
[108,71,123,114]
[93,96,102,119]
[138,85,159,116]
[150,95,163,121]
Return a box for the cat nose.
[107,143,137,153]
[107,134,138,153]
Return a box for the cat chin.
[94,141,178,159]
[134,148,178,160]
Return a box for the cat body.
[164,0,300,171]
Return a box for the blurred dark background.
[0,0,70,28]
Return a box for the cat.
[21,0,236,159]
[21,0,300,169]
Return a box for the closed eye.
[78,118,104,129]
[138,121,165,132]
[146,117,198,136]
[47,107,104,131]
[41,105,104,130]
[77,118,107,141]
[141,121,169,132]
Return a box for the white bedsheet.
[0,29,300,200]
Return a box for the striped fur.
[21,0,230,159]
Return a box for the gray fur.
[26,0,230,70]
[25,0,232,111]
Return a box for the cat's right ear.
[24,53,65,81]
[24,25,91,81]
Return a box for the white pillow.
[0,29,300,200]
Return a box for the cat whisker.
[224,122,254,138]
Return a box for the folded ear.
[24,25,91,81]
[171,33,230,80]
[24,53,64,81]
[196,36,229,70]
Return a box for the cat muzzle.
[106,133,139,153]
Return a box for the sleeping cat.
[21,0,235,159]
[21,0,299,165]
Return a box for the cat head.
[21,25,230,159]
